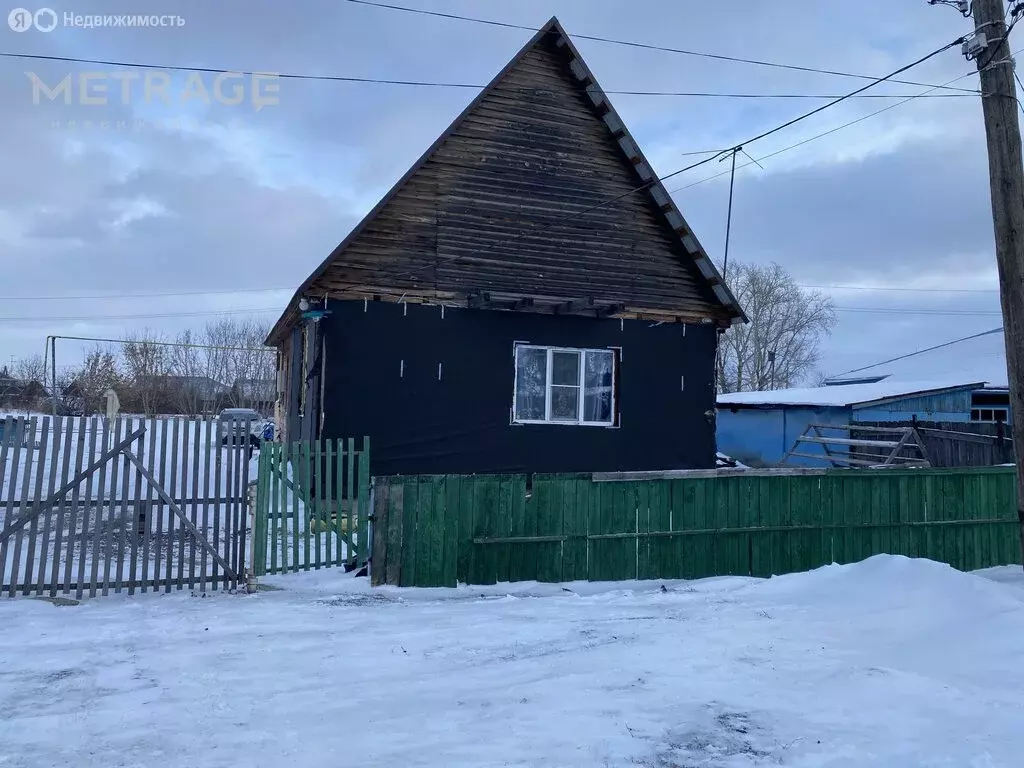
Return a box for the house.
[0,369,47,410]
[134,374,230,415]
[231,378,275,413]
[717,378,990,467]
[265,17,745,476]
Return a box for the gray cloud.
[0,0,1006,382]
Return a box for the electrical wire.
[301,35,968,300]
[801,283,999,294]
[669,62,993,195]
[0,307,281,322]
[0,287,293,301]
[834,307,1002,316]
[829,326,1004,378]
[342,0,979,94]
[1,281,999,304]
[0,51,978,100]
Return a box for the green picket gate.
[370,466,1022,587]
[251,437,370,576]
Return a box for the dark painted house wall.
[316,300,717,476]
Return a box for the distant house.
[135,375,230,415]
[231,378,275,413]
[717,379,991,467]
[265,17,746,476]
[0,369,47,410]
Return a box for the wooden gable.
[268,18,744,343]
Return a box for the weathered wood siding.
[306,35,723,321]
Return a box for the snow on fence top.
[717,378,988,409]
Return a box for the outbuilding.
[265,17,746,476]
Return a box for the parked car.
[217,408,273,447]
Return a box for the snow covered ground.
[1,556,1023,767]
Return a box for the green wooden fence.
[370,467,1022,587]
[252,438,370,576]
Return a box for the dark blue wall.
[317,299,718,476]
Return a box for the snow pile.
[1,556,1023,767]
[752,554,1023,613]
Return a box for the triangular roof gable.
[268,17,745,344]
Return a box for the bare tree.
[717,262,837,393]
[168,329,208,416]
[121,329,172,415]
[65,345,123,415]
[14,355,47,387]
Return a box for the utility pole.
[970,0,1024,568]
[49,336,57,418]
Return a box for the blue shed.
[716,379,989,467]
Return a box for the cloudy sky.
[0,0,1011,385]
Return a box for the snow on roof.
[717,378,988,408]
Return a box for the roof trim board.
[266,16,746,345]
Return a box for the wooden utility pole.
[972,0,1024,568]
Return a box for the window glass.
[583,351,614,423]
[551,351,580,386]
[515,347,547,421]
[550,386,580,421]
[513,345,615,426]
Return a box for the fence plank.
[22,418,50,596]
[441,475,460,588]
[358,438,370,565]
[201,421,214,588]
[271,443,282,574]
[127,421,146,595]
[253,442,267,578]
[9,418,39,596]
[384,482,403,586]
[0,418,26,595]
[88,419,111,599]
[323,441,333,569]
[114,421,132,594]
[140,416,156,594]
[187,419,200,589]
[370,480,389,585]
[400,479,419,587]
[75,418,99,599]
[346,438,358,564]
[169,418,184,591]
[210,425,223,589]
[37,417,63,596]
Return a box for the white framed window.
[513,345,617,426]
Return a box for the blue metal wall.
[716,405,851,467]
[853,388,975,423]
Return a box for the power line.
[803,283,1000,293]
[1,307,280,322]
[49,334,273,353]
[834,306,1003,315]
[312,35,967,299]
[4,281,1001,304]
[342,0,979,94]
[830,326,1004,378]
[669,63,989,195]
[0,287,293,301]
[0,51,977,100]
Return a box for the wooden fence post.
[370,480,389,586]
